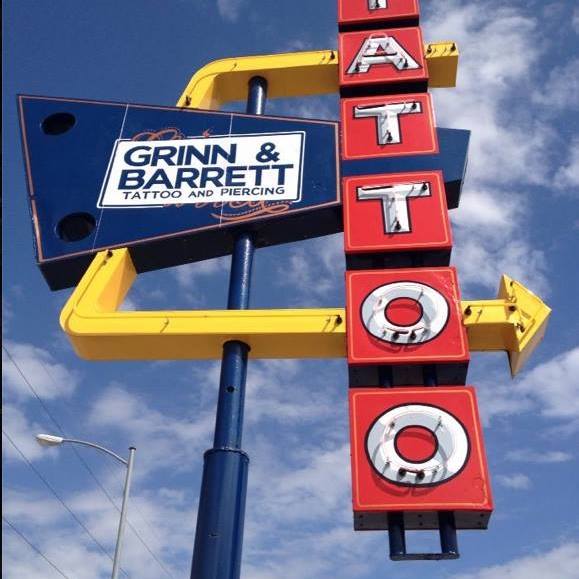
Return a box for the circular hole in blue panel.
[41,112,76,135]
[56,213,96,242]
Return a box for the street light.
[36,434,136,579]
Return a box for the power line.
[100,459,175,577]
[3,344,175,578]
[35,351,175,579]
[3,516,71,579]
[2,429,129,578]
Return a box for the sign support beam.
[190,76,267,579]
[177,45,459,111]
[60,249,549,376]
[381,366,460,560]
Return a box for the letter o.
[366,403,469,486]
[360,281,449,344]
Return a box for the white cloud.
[2,341,79,401]
[452,541,579,579]
[451,189,519,232]
[243,524,377,579]
[242,438,371,579]
[2,405,55,462]
[516,347,579,421]
[3,357,355,579]
[171,256,229,291]
[2,485,194,578]
[452,232,548,297]
[532,58,579,113]
[118,295,139,311]
[217,0,245,22]
[421,1,552,294]
[505,448,574,463]
[88,384,215,476]
[275,234,345,304]
[3,490,65,525]
[2,528,111,579]
[495,473,532,490]
[425,3,550,187]
[572,7,579,34]
[2,296,14,334]
[245,359,338,424]
[271,94,339,121]
[554,138,579,192]
[476,347,579,430]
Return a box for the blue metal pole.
[190,76,267,579]
[438,510,459,558]
[386,365,460,560]
[423,364,437,386]
[388,512,407,560]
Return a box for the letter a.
[347,35,420,74]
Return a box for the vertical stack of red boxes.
[338,0,493,558]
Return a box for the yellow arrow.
[60,250,550,376]
[461,275,551,376]
[176,43,458,110]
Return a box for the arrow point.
[497,274,552,376]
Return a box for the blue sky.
[3,0,579,577]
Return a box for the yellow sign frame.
[177,44,459,110]
[59,45,551,375]
[60,249,345,360]
[61,249,550,375]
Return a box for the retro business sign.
[338,0,490,559]
[349,387,493,531]
[17,0,552,571]
[18,95,339,289]
[99,132,305,207]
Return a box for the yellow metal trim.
[424,42,459,88]
[462,274,551,376]
[177,44,458,110]
[60,249,346,360]
[177,51,339,110]
[61,252,549,375]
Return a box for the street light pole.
[35,434,136,579]
[111,446,135,579]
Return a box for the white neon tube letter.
[354,101,421,145]
[368,0,387,9]
[357,181,431,233]
[347,35,420,74]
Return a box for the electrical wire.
[100,464,162,541]
[35,351,175,578]
[2,516,72,579]
[3,344,175,578]
[2,429,129,578]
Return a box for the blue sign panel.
[18,96,340,289]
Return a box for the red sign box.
[341,93,437,160]
[349,386,493,530]
[338,0,420,29]
[339,27,427,91]
[343,170,451,256]
[345,267,468,365]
